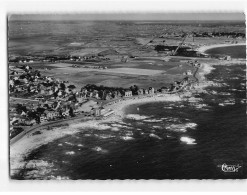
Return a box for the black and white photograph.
[2,0,247,186]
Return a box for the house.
[186,70,192,75]
[124,91,132,97]
[57,90,63,96]
[105,93,112,100]
[144,89,149,95]
[138,89,144,95]
[39,115,47,123]
[148,87,155,94]
[94,108,101,117]
[94,92,99,99]
[9,79,14,87]
[65,88,70,94]
[161,87,169,93]
[226,55,231,61]
[174,81,181,87]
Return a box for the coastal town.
[9,58,201,141]
[7,11,247,181]
[8,21,245,143]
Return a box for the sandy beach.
[10,93,184,175]
[197,42,246,55]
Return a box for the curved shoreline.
[10,64,207,176]
[197,42,246,55]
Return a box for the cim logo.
[215,159,243,176]
[220,163,242,173]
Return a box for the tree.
[36,107,45,114]
[69,107,75,117]
[68,85,76,89]
[60,83,66,90]
[16,104,27,114]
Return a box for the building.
[94,108,101,117]
[46,111,60,120]
[124,91,132,97]
[161,87,169,93]
[226,55,231,61]
[186,70,192,75]
[138,89,144,95]
[148,87,155,94]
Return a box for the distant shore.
[197,42,246,55]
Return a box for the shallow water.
[205,45,246,58]
[12,63,247,180]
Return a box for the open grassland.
[37,58,192,89]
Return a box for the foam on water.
[180,136,197,145]
[92,146,108,153]
[94,134,115,139]
[64,142,74,146]
[164,107,173,109]
[65,151,75,155]
[165,122,198,132]
[120,136,134,141]
[111,127,120,131]
[149,133,162,140]
[152,126,162,129]
[143,119,163,122]
[126,114,150,120]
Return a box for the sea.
[12,46,247,180]
[205,45,246,58]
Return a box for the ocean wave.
[219,99,235,106]
[65,151,75,155]
[162,117,181,123]
[94,134,115,139]
[125,114,150,120]
[77,144,84,147]
[231,77,240,80]
[143,119,163,122]
[149,133,162,140]
[194,103,208,109]
[92,146,108,153]
[25,160,53,169]
[153,126,162,129]
[180,136,196,145]
[125,131,134,136]
[72,122,111,131]
[48,175,70,180]
[111,127,120,131]
[218,92,231,96]
[111,123,132,129]
[164,107,173,109]
[165,122,197,132]
[187,97,203,103]
[84,134,92,137]
[241,99,247,104]
[120,136,134,141]
[64,142,74,146]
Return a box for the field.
[34,58,194,89]
[8,20,245,89]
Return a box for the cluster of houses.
[9,60,198,139]
[72,64,108,69]
[158,32,245,39]
[9,65,102,132]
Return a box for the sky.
[9,12,245,21]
